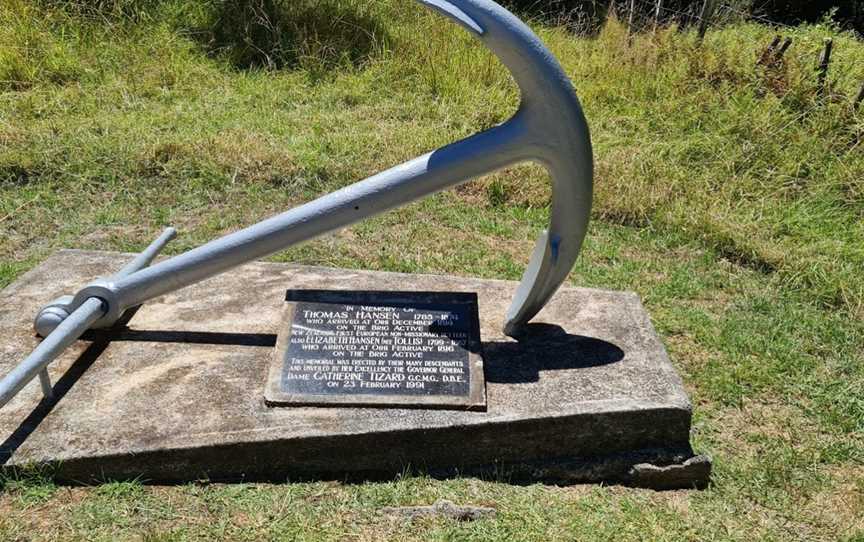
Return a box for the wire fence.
[616,0,801,34]
[562,0,863,37]
[640,2,861,193]
[603,0,864,111]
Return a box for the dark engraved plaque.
[281,301,471,397]
[265,290,486,410]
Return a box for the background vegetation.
[1,0,862,540]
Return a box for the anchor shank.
[111,117,530,312]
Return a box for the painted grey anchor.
[0,0,593,408]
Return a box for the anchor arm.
[416,0,594,333]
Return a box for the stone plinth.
[0,250,709,488]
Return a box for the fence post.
[627,0,637,43]
[757,35,781,65]
[854,81,864,110]
[817,38,833,98]
[653,0,663,32]
[776,37,793,60]
[697,0,716,41]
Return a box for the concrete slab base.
[0,250,709,488]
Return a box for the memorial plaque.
[265,290,486,410]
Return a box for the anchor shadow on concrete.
[82,329,277,348]
[0,314,276,468]
[483,323,625,384]
[0,307,150,467]
[0,339,110,467]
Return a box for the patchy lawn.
[1,1,862,540]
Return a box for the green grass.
[1,1,863,540]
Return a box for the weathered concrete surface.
[0,250,709,488]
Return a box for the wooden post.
[697,0,716,41]
[776,37,793,60]
[653,0,663,33]
[768,35,782,50]
[627,0,637,43]
[757,35,781,65]
[817,38,833,97]
[855,81,864,110]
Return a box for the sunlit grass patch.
[0,1,862,540]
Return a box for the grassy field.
[1,0,863,540]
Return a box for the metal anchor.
[0,0,592,408]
